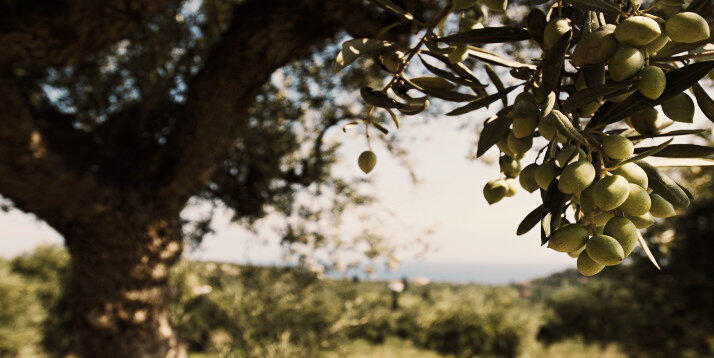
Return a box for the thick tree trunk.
[64,213,186,358]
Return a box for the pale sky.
[2,85,712,282]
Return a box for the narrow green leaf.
[648,158,714,167]
[437,27,531,45]
[410,76,456,90]
[412,84,480,102]
[517,205,544,235]
[588,61,714,129]
[467,46,537,69]
[335,38,392,72]
[421,51,486,87]
[476,114,513,157]
[540,91,556,119]
[562,81,635,111]
[484,63,508,107]
[636,160,690,209]
[565,0,621,14]
[447,85,520,116]
[636,230,661,270]
[635,144,714,158]
[541,30,572,93]
[617,138,673,166]
[628,129,707,140]
[550,110,588,146]
[360,87,399,108]
[372,121,390,135]
[692,83,714,123]
[419,56,476,87]
[385,108,400,128]
[541,179,569,244]
[369,0,414,20]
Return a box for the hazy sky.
[2,84,711,282]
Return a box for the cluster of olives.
[559,11,710,101]
[484,98,678,276]
[481,11,711,276]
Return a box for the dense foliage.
[338,0,714,277]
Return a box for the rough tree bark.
[0,0,407,356]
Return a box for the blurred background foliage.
[2,183,713,358]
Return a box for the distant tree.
[0,0,427,356]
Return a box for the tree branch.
[0,76,119,229]
[157,0,400,210]
[0,0,172,66]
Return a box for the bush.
[405,286,542,357]
[0,264,45,357]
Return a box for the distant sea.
[334,261,573,285]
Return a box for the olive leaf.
[483,63,508,107]
[692,83,714,123]
[447,85,520,116]
[636,160,690,209]
[368,0,414,20]
[397,100,429,115]
[636,230,661,270]
[540,179,569,244]
[525,9,546,43]
[617,138,673,166]
[436,27,531,45]
[360,87,399,108]
[562,81,634,111]
[342,121,360,132]
[588,61,714,129]
[467,46,536,69]
[372,121,390,135]
[550,110,589,146]
[510,67,537,80]
[385,108,400,128]
[335,38,392,72]
[409,76,456,90]
[540,91,556,119]
[628,129,708,140]
[419,56,476,86]
[517,205,544,235]
[648,158,714,167]
[635,144,714,158]
[421,51,486,87]
[476,113,513,157]
[565,0,621,14]
[409,76,480,102]
[541,30,572,93]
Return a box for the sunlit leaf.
[468,46,536,69]
[636,160,690,209]
[550,110,588,146]
[636,230,661,270]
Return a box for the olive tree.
[1,0,713,356]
